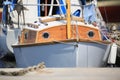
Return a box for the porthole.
[88,30,94,38]
[42,32,49,39]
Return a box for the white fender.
[108,43,117,64]
[103,44,111,62]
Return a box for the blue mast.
[37,0,41,16]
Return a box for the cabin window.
[24,32,28,40]
[38,0,59,16]
[23,30,37,43]
[88,30,94,38]
[42,32,49,39]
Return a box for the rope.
[103,6,109,24]
[0,62,45,76]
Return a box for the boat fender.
[103,44,111,63]
[108,43,117,64]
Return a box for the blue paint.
[2,0,16,24]
[12,0,17,3]
[37,0,41,16]
[2,28,7,35]
[2,1,12,24]
[2,4,7,24]
[73,9,81,17]
[56,0,66,14]
[11,0,17,11]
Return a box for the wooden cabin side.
[0,8,2,22]
[19,25,102,44]
[20,29,37,44]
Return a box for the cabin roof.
[24,20,99,31]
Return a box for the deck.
[0,68,120,80]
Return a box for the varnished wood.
[20,29,37,44]
[36,25,101,43]
[35,31,39,43]
[0,8,2,21]
[19,24,103,44]
[37,25,67,43]
[0,8,2,12]
[66,0,71,39]
[12,38,111,48]
[72,25,101,41]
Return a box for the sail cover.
[83,4,97,23]
[2,0,17,24]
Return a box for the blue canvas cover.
[37,0,41,16]
[2,0,16,24]
[83,4,97,23]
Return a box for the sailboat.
[1,0,116,68]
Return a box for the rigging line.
[71,24,76,38]
[103,6,109,25]
[72,20,81,41]
[71,21,80,41]
[75,21,80,41]
[48,0,54,16]
[101,31,111,42]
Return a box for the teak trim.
[12,39,111,48]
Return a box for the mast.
[66,0,71,39]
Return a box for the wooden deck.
[0,68,120,80]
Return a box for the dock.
[0,68,120,80]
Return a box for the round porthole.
[88,31,94,38]
[42,32,49,39]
